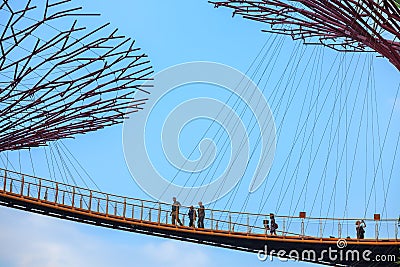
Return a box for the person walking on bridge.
[270,213,278,235]
[356,220,366,239]
[188,206,197,227]
[197,201,205,228]
[171,197,183,226]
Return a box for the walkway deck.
[0,168,398,266]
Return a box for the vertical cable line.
[49,143,68,186]
[315,53,368,233]
[277,53,359,230]
[154,37,274,203]
[218,39,303,215]
[44,146,55,182]
[219,36,288,214]
[0,151,17,172]
[342,56,371,219]
[323,53,366,226]
[187,36,277,205]
[256,52,336,216]
[213,41,305,215]
[304,46,324,213]
[28,149,35,177]
[380,131,400,227]
[371,60,386,220]
[287,46,323,216]
[273,45,319,211]
[256,51,345,215]
[59,141,102,191]
[364,82,400,217]
[294,47,324,216]
[53,143,77,186]
[370,62,378,214]
[344,55,348,237]
[212,43,308,211]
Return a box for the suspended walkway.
[0,168,398,266]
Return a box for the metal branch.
[0,0,154,152]
[211,0,400,71]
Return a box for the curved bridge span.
[0,169,398,266]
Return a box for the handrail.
[0,168,398,239]
[0,168,396,221]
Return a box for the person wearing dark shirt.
[356,220,366,239]
[197,201,205,228]
[270,213,278,235]
[188,206,197,227]
[171,197,183,226]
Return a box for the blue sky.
[1,1,399,267]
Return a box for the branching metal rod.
[211,0,400,70]
[0,0,153,152]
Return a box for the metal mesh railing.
[0,168,398,240]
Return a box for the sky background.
[1,0,399,267]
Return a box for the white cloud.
[0,208,106,267]
[0,207,212,267]
[140,241,210,267]
[0,207,311,267]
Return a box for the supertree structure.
[0,0,153,152]
[211,0,400,71]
